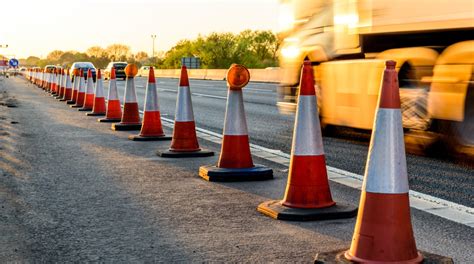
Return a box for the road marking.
[137,109,474,228]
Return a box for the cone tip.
[148,67,155,83]
[299,60,316,96]
[111,67,116,79]
[386,60,396,69]
[88,69,92,77]
[97,69,102,79]
[179,65,189,86]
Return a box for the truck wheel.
[441,80,474,157]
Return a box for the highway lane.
[102,77,473,207]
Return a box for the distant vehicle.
[19,67,27,72]
[44,65,58,73]
[70,62,96,82]
[103,62,127,80]
[137,66,151,77]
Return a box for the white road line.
[136,108,474,228]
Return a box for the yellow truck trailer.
[277,0,474,154]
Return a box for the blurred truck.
[277,0,474,154]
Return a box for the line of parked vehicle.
[28,61,152,82]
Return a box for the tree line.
[19,30,279,69]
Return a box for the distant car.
[137,66,152,77]
[44,65,59,73]
[103,62,127,80]
[19,67,27,72]
[70,62,96,82]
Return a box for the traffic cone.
[55,69,65,99]
[48,69,55,93]
[51,69,60,96]
[158,65,213,157]
[128,67,171,140]
[257,61,357,221]
[67,69,80,104]
[342,60,423,262]
[111,64,142,131]
[87,69,106,116]
[78,69,95,111]
[60,69,72,101]
[199,64,273,181]
[98,68,122,122]
[71,69,86,108]
[43,69,49,90]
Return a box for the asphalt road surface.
[0,75,472,262]
[106,76,474,208]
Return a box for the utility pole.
[151,35,156,64]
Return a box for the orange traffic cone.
[71,69,86,108]
[87,69,106,116]
[111,64,142,131]
[78,69,95,111]
[257,61,357,221]
[98,68,122,122]
[60,69,72,102]
[158,65,213,157]
[55,69,65,99]
[42,69,49,90]
[67,69,80,105]
[199,64,273,181]
[128,67,171,141]
[48,69,56,93]
[343,60,423,263]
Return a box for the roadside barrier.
[129,67,171,140]
[98,68,122,122]
[315,61,451,263]
[60,69,72,102]
[87,69,106,116]
[199,64,273,181]
[111,64,142,131]
[67,69,80,105]
[71,69,85,108]
[158,65,214,157]
[78,69,95,111]
[257,61,357,221]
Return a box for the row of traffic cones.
[23,60,449,263]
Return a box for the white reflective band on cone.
[144,82,159,111]
[95,78,104,98]
[175,86,194,122]
[72,76,78,91]
[79,77,85,92]
[61,73,66,88]
[85,77,94,94]
[363,109,409,194]
[223,89,248,136]
[124,78,137,103]
[107,79,119,100]
[65,74,72,89]
[292,95,324,156]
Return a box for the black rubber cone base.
[199,165,273,182]
[70,105,82,108]
[111,123,142,131]
[257,200,357,221]
[98,117,121,123]
[128,134,172,141]
[78,108,92,112]
[86,112,105,116]
[66,100,76,105]
[59,98,68,101]
[314,249,453,264]
[158,149,214,158]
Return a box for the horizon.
[0,0,279,59]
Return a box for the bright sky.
[0,0,279,59]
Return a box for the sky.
[0,0,279,59]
